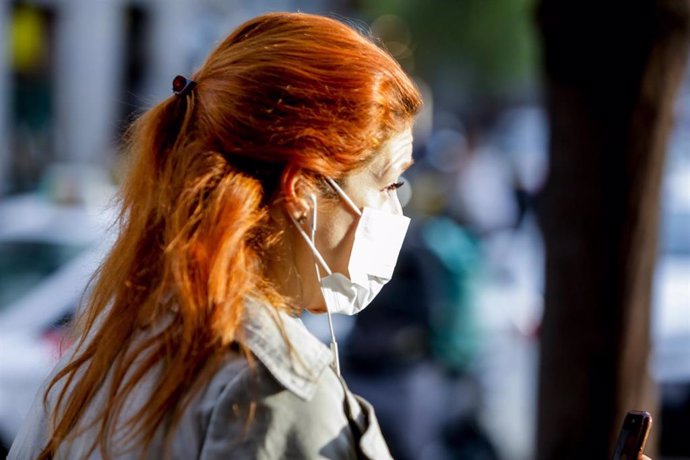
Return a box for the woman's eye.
[385,180,405,192]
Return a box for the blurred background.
[0,1,688,459]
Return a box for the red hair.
[39,12,421,459]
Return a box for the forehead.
[367,128,414,175]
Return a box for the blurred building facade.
[2,2,687,459]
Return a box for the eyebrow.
[400,158,415,173]
[379,155,414,180]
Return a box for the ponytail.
[38,93,282,459]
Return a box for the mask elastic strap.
[325,177,362,217]
[288,195,341,375]
[289,213,332,277]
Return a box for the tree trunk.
[535,1,690,458]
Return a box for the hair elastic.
[172,75,197,96]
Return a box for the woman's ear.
[280,165,312,221]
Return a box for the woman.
[9,12,421,460]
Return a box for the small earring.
[297,213,307,224]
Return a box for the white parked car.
[0,192,116,452]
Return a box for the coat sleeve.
[198,363,357,460]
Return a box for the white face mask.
[290,178,410,316]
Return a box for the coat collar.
[241,299,333,401]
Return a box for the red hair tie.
[172,75,197,96]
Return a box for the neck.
[264,216,326,314]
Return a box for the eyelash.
[385,180,405,192]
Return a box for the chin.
[305,303,329,315]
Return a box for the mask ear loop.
[289,211,332,276]
[288,194,342,375]
[325,177,362,216]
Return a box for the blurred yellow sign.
[11,5,46,73]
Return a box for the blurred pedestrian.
[8,12,421,460]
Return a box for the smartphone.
[611,410,653,460]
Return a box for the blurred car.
[0,191,116,452]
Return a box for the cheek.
[315,205,358,273]
[333,219,357,274]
